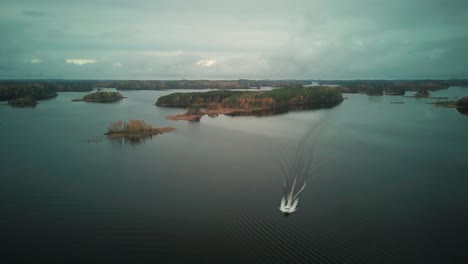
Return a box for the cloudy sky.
[1,0,467,79]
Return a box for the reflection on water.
[108,134,157,145]
[457,107,468,116]
[367,94,384,103]
[226,103,340,117]
[7,104,37,108]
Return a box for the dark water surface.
[1,88,468,263]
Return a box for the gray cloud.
[0,0,467,79]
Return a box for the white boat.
[280,177,306,215]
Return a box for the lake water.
[1,87,468,263]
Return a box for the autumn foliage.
[83,91,123,102]
[156,90,240,107]
[107,120,154,134]
[185,106,202,115]
[156,86,345,111]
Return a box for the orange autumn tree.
[108,120,154,134]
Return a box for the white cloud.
[195,59,216,67]
[112,62,123,67]
[65,59,97,65]
[31,59,41,64]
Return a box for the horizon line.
[1,78,468,81]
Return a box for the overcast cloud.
[0,0,467,79]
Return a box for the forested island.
[414,90,430,98]
[156,86,344,121]
[72,91,124,103]
[105,120,175,139]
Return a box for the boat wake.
[279,177,305,215]
[278,114,333,216]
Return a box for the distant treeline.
[0,80,96,100]
[316,79,468,95]
[0,79,310,101]
[1,79,467,101]
[156,86,344,110]
[93,79,312,90]
[0,85,57,101]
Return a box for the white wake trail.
[278,111,337,215]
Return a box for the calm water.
[1,87,468,263]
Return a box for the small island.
[429,96,468,110]
[73,91,124,103]
[415,90,430,98]
[105,120,175,139]
[384,89,406,96]
[1,86,57,107]
[8,97,38,107]
[405,90,448,99]
[366,90,384,96]
[156,86,344,121]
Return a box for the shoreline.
[105,127,175,138]
[165,107,279,121]
[72,97,126,103]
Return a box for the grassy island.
[156,86,344,121]
[105,120,175,139]
[73,91,124,103]
[8,97,38,107]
